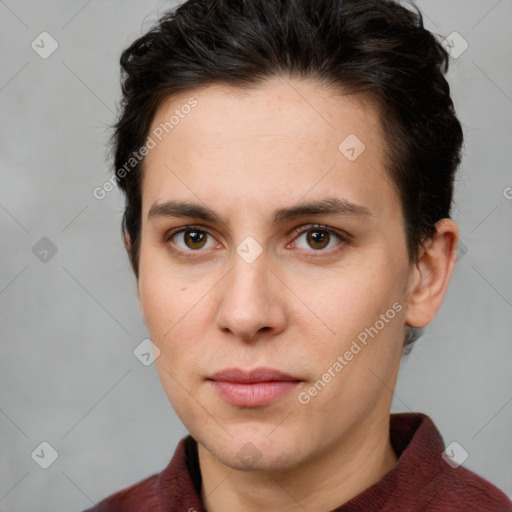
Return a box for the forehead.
[148,78,382,153]
[141,78,398,221]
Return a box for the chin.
[196,425,307,473]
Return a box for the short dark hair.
[111,0,463,351]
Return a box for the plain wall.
[1,0,511,509]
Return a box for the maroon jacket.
[84,413,512,511]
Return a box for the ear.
[123,231,132,257]
[404,218,459,328]
[123,232,137,284]
[123,233,145,324]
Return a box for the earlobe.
[404,218,459,328]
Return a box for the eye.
[167,227,218,252]
[292,225,347,252]
[165,224,348,258]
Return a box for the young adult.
[85,0,512,510]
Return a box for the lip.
[207,367,303,407]
[208,367,301,383]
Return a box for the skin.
[131,77,459,512]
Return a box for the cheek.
[138,276,175,337]
[140,275,207,411]
[137,260,214,371]
[138,243,197,334]
[311,269,389,331]
[305,275,405,419]
[309,261,407,362]
[139,279,201,345]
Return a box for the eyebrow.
[147,197,372,226]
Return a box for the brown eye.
[306,229,330,250]
[183,230,207,249]
[293,226,346,252]
[169,228,216,252]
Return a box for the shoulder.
[388,413,512,512]
[82,473,160,512]
[81,436,198,512]
[430,464,512,512]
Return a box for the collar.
[155,413,446,511]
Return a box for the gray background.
[1,0,511,510]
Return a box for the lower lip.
[208,380,301,407]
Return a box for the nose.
[215,252,287,341]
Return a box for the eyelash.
[164,224,350,259]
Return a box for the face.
[137,78,414,472]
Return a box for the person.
[85,0,512,510]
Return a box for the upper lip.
[207,367,303,383]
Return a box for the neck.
[198,411,398,512]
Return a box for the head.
[111,0,462,473]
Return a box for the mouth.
[206,367,304,407]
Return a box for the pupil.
[186,230,205,249]
[308,230,329,249]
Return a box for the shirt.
[83,412,512,511]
